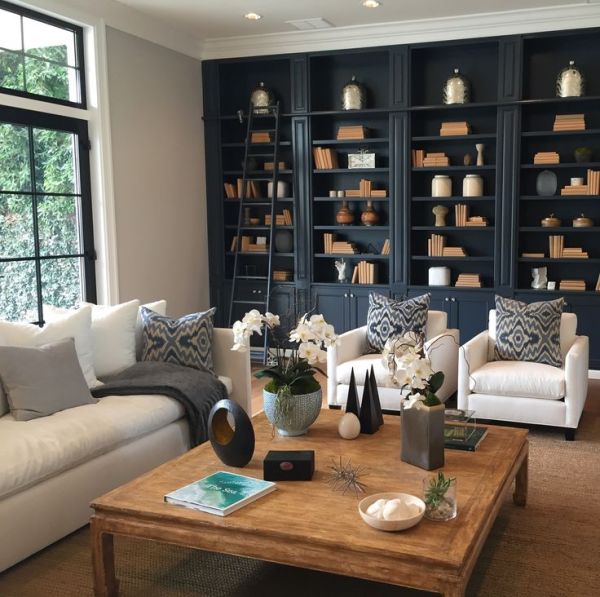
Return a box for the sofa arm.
[212,328,252,415]
[457,330,489,410]
[564,335,589,429]
[425,329,459,403]
[327,325,369,407]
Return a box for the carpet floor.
[1,383,599,597]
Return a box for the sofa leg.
[564,429,576,441]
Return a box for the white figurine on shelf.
[335,259,348,283]
[531,267,548,289]
[476,143,485,166]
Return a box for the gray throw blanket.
[91,361,228,447]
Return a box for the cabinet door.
[408,289,451,318]
[450,291,495,344]
[269,285,297,328]
[348,287,385,330]
[311,286,350,333]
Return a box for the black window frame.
[0,104,97,323]
[0,0,87,109]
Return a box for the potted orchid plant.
[382,332,446,470]
[231,310,338,436]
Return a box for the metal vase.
[401,403,445,470]
[341,75,366,110]
[556,60,585,98]
[443,68,470,105]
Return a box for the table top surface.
[91,410,528,571]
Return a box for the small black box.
[263,450,315,481]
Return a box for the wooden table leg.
[513,448,528,507]
[443,581,465,596]
[90,518,119,597]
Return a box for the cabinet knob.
[350,293,355,298]
[444,297,449,302]
[251,289,256,294]
[344,293,348,298]
[451,297,456,302]
[257,290,262,294]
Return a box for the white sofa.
[458,310,588,440]
[327,311,459,411]
[0,326,251,572]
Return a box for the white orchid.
[241,309,264,334]
[263,312,280,328]
[297,341,320,364]
[322,324,340,348]
[289,321,316,343]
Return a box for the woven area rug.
[1,413,599,597]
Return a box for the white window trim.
[0,2,119,304]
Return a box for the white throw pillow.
[135,300,167,360]
[81,300,140,377]
[0,306,99,388]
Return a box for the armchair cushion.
[469,360,565,400]
[336,354,398,389]
[494,295,564,367]
[366,292,430,352]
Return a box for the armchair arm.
[211,328,252,415]
[564,335,589,429]
[425,329,459,403]
[327,325,369,407]
[457,330,489,410]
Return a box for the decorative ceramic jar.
[443,68,470,105]
[341,75,366,110]
[336,200,355,225]
[267,181,289,198]
[263,387,322,436]
[556,60,585,98]
[274,230,293,253]
[463,174,483,197]
[574,147,592,163]
[428,266,451,286]
[541,214,562,228]
[360,200,379,226]
[432,174,452,197]
[573,214,593,228]
[250,81,274,113]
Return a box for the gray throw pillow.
[140,307,216,372]
[0,383,8,417]
[366,293,431,352]
[0,338,97,421]
[494,295,564,368]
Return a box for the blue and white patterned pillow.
[494,296,563,367]
[366,293,430,352]
[140,307,216,372]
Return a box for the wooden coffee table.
[90,410,528,597]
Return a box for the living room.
[0,0,599,595]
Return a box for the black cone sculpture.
[345,368,360,417]
[208,399,255,467]
[359,369,380,434]
[369,365,384,426]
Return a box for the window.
[0,0,86,107]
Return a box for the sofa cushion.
[337,354,400,389]
[494,296,564,368]
[135,300,167,360]
[366,293,430,352]
[469,361,565,400]
[0,306,98,388]
[0,339,97,421]
[141,307,216,372]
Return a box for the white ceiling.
[115,0,579,41]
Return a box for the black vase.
[275,230,293,253]
[208,399,255,467]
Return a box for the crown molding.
[199,3,600,60]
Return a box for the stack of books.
[412,149,425,168]
[428,234,446,256]
[323,233,357,254]
[313,147,339,169]
[587,169,600,195]
[455,273,482,288]
[273,270,293,281]
[522,252,545,258]
[351,261,378,284]
[533,151,560,165]
[422,152,450,167]
[265,209,292,226]
[561,183,589,196]
[553,114,586,131]
[224,180,261,199]
[344,183,387,198]
[337,125,368,140]
[224,182,238,199]
[440,121,471,136]
[241,236,268,253]
[250,131,272,143]
[455,204,469,227]
[560,279,586,291]
[381,239,391,255]
[264,161,287,171]
[562,247,589,259]
[548,235,564,258]
[442,247,467,257]
[359,179,372,197]
[465,216,489,227]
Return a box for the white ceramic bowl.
[358,492,425,531]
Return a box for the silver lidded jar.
[341,75,366,110]
[250,81,274,113]
[556,60,585,98]
[443,68,470,105]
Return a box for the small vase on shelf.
[361,201,379,226]
[336,200,354,225]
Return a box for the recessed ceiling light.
[244,12,262,20]
[362,0,381,7]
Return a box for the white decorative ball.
[338,412,361,439]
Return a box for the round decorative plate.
[536,170,558,196]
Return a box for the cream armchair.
[327,311,459,412]
[458,311,589,440]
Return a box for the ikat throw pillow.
[494,295,564,367]
[366,292,430,352]
[140,307,216,372]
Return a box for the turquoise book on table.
[164,471,276,516]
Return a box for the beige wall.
[105,27,208,316]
